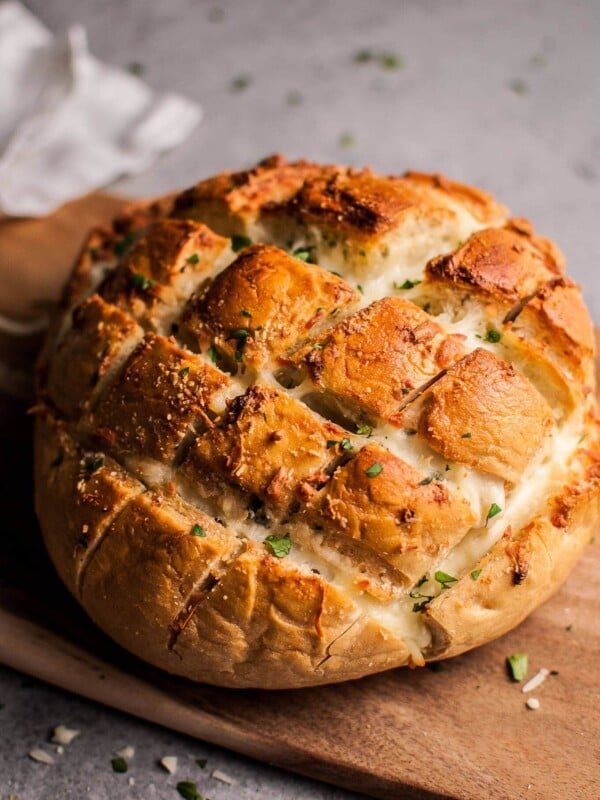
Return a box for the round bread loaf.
[34,156,600,688]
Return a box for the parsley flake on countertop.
[195,758,207,769]
[176,782,203,800]
[507,652,528,682]
[111,756,128,773]
[265,533,292,558]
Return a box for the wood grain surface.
[0,195,598,800]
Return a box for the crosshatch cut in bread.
[33,156,600,689]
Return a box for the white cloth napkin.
[0,1,202,217]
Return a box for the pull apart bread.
[34,156,600,688]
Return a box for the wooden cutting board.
[0,196,598,800]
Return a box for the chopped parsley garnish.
[365,462,383,478]
[435,570,457,590]
[401,386,411,395]
[330,270,343,277]
[412,599,432,613]
[231,234,252,252]
[293,247,311,261]
[195,758,207,769]
[507,652,528,682]
[207,345,220,363]
[130,272,155,291]
[230,328,249,340]
[419,475,434,486]
[471,569,482,581]
[240,309,252,317]
[83,456,104,474]
[178,366,190,377]
[265,533,292,558]
[485,329,502,343]
[356,284,364,294]
[191,524,206,537]
[230,328,250,362]
[328,438,354,450]
[312,342,324,349]
[356,424,373,437]
[186,253,200,264]
[485,503,502,525]
[111,757,128,773]
[461,432,472,438]
[114,230,141,257]
[394,279,422,290]
[176,782,203,800]
[315,306,325,313]
[409,576,434,611]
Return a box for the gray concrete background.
[2,1,600,798]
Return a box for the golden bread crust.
[34,155,599,689]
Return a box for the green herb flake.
[114,230,141,258]
[111,757,128,773]
[356,284,364,294]
[230,73,252,93]
[265,533,292,558]
[470,569,482,581]
[380,52,404,70]
[293,247,311,261]
[365,462,383,478]
[485,329,502,343]
[231,234,252,252]
[394,279,422,290]
[326,440,339,449]
[315,306,325,314]
[230,328,250,340]
[195,757,208,769]
[507,652,528,682]
[461,432,472,439]
[130,272,155,291]
[339,132,355,149]
[186,253,200,264]
[191,524,206,537]
[354,49,374,63]
[435,570,458,590]
[207,345,220,363]
[84,456,104,474]
[329,270,343,277]
[179,366,190,377]
[401,386,411,395]
[340,437,353,451]
[486,503,502,525]
[176,782,203,800]
[312,342,324,349]
[356,424,373,437]
[412,599,431,613]
[419,475,434,486]
[240,309,252,317]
